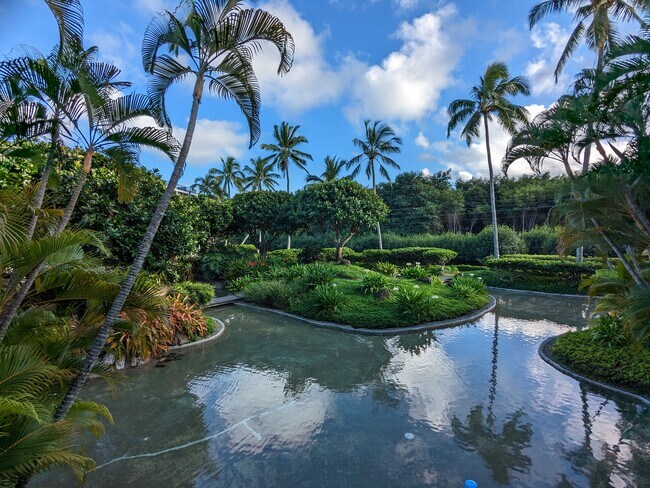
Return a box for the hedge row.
[483,256,600,285]
[360,247,458,265]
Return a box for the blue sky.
[0,0,604,190]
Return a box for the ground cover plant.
[239,263,489,329]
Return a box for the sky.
[0,0,605,190]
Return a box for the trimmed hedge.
[319,247,363,262]
[268,248,301,264]
[169,281,215,306]
[484,256,600,286]
[361,247,458,265]
[551,332,650,394]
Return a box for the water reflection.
[33,292,649,488]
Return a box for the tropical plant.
[261,121,312,248]
[301,263,337,290]
[394,286,431,322]
[588,314,630,348]
[169,281,215,306]
[311,284,345,318]
[212,156,244,197]
[447,62,530,258]
[400,264,429,280]
[242,155,279,191]
[306,155,348,184]
[450,275,487,298]
[374,261,400,277]
[191,168,224,198]
[346,120,402,249]
[359,273,390,296]
[54,0,294,421]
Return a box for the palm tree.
[53,0,294,421]
[243,155,279,191]
[213,156,244,197]
[306,155,348,184]
[191,168,224,198]
[347,120,402,250]
[261,121,312,248]
[447,62,530,259]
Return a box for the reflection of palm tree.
[451,406,533,485]
[396,330,438,356]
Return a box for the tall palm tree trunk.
[371,161,383,250]
[54,76,205,421]
[26,123,59,239]
[55,169,88,234]
[483,114,500,259]
[286,165,291,249]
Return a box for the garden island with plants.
[0,0,649,487]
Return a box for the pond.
[37,291,650,487]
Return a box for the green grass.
[551,331,650,395]
[241,264,489,329]
[470,269,585,295]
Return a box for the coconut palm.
[242,155,279,191]
[191,168,224,198]
[346,120,402,250]
[261,121,312,248]
[447,62,530,259]
[53,0,294,421]
[212,156,244,197]
[306,155,348,184]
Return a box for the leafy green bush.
[311,284,346,318]
[449,275,486,298]
[243,280,292,309]
[226,275,258,293]
[400,264,429,280]
[552,331,650,394]
[301,263,337,290]
[361,247,457,265]
[359,273,390,295]
[520,226,559,255]
[374,261,399,276]
[589,315,630,349]
[169,281,215,306]
[268,248,301,264]
[298,244,322,264]
[318,247,363,262]
[472,226,527,261]
[395,286,431,322]
[484,256,599,286]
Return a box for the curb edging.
[538,335,650,406]
[168,317,226,351]
[233,296,496,336]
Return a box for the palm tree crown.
[347,120,402,191]
[261,121,312,192]
[243,155,279,191]
[212,156,244,197]
[306,155,348,184]
[447,62,530,258]
[191,168,224,198]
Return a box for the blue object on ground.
[465,481,477,488]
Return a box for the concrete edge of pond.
[168,317,226,351]
[538,335,650,407]
[232,296,496,336]
[487,286,589,299]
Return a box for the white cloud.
[134,0,175,13]
[421,167,432,176]
[394,0,421,8]
[525,23,571,95]
[458,170,472,181]
[415,131,430,148]
[252,0,346,114]
[344,5,462,123]
[172,119,249,167]
[88,22,140,80]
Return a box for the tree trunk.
[337,244,343,262]
[54,75,205,421]
[621,184,650,239]
[26,124,59,239]
[286,165,291,250]
[484,114,500,259]
[593,218,644,285]
[55,169,88,234]
[372,161,383,250]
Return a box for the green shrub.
[426,264,443,276]
[520,226,559,255]
[484,256,599,286]
[226,275,258,293]
[359,273,390,295]
[472,226,527,261]
[589,315,630,349]
[243,280,292,309]
[169,281,215,306]
[449,275,486,298]
[312,284,346,318]
[298,244,322,264]
[319,247,363,262]
[552,331,650,394]
[361,247,457,265]
[394,286,431,322]
[301,263,337,290]
[400,264,429,280]
[195,252,227,281]
[374,261,399,276]
[268,248,301,264]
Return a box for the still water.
[37,292,649,487]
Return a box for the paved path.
[204,294,243,308]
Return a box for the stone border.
[168,317,226,351]
[539,335,650,406]
[233,296,496,336]
[487,286,588,299]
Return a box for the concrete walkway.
[204,294,243,308]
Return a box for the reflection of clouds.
[188,367,331,454]
[385,337,465,431]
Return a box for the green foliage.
[169,281,215,306]
[485,255,599,286]
[359,273,390,295]
[231,191,295,256]
[361,247,458,265]
[373,261,399,277]
[400,263,430,280]
[318,247,363,262]
[297,244,322,264]
[301,263,337,290]
[551,332,650,394]
[519,226,559,255]
[243,280,292,310]
[293,179,389,259]
[395,286,431,322]
[311,284,346,318]
[226,275,258,293]
[450,275,486,299]
[267,248,300,265]
[588,315,630,349]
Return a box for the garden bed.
[238,263,490,330]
